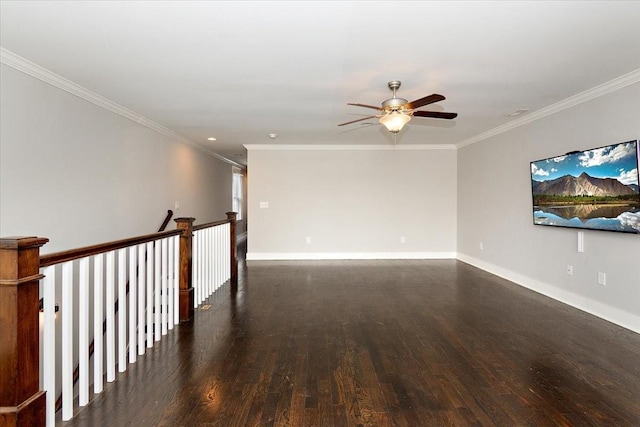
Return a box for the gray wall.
[457,82,640,332]
[246,146,457,259]
[1,64,233,253]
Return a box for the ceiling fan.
[338,80,457,134]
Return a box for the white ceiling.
[2,1,639,165]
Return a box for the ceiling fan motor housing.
[382,97,408,111]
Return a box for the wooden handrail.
[40,229,182,267]
[158,209,174,232]
[192,218,230,231]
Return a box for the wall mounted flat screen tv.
[530,140,640,234]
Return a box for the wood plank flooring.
[63,259,640,426]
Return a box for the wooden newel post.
[226,212,238,288]
[0,237,48,427]
[174,218,195,323]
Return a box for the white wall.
[0,64,233,253]
[457,82,640,333]
[246,146,457,259]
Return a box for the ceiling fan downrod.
[388,80,401,97]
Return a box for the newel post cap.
[0,236,49,250]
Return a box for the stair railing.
[192,219,232,308]
[53,209,174,412]
[0,212,237,427]
[39,228,182,424]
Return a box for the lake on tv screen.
[533,206,640,233]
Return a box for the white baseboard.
[246,251,457,261]
[456,253,640,334]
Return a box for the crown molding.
[0,48,244,169]
[244,144,456,151]
[457,68,640,149]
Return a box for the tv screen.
[530,140,640,234]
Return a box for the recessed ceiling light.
[508,109,530,117]
[268,133,277,139]
[207,137,217,141]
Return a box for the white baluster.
[203,228,209,298]
[154,241,161,341]
[199,230,203,303]
[106,251,115,382]
[203,228,208,298]
[42,265,56,427]
[196,230,201,306]
[226,223,231,282]
[193,230,199,307]
[129,245,137,363]
[204,229,209,298]
[201,229,206,298]
[161,238,168,336]
[146,242,153,348]
[79,257,89,406]
[221,225,226,286]
[207,227,216,296]
[219,225,223,286]
[204,229,208,297]
[93,254,104,393]
[168,236,174,329]
[202,230,206,299]
[118,249,127,372]
[174,236,180,325]
[138,243,146,354]
[61,261,73,421]
[215,227,219,292]
[213,226,219,291]
[217,225,222,288]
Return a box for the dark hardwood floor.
[63,256,640,426]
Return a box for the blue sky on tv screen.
[531,140,639,186]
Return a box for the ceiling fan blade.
[406,94,445,110]
[413,111,458,120]
[347,103,383,111]
[338,115,378,126]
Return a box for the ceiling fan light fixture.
[379,111,411,133]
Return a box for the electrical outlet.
[306,236,311,244]
[174,201,180,211]
[480,242,484,250]
[400,236,406,244]
[567,265,573,276]
[598,272,606,286]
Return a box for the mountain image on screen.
[532,172,637,197]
